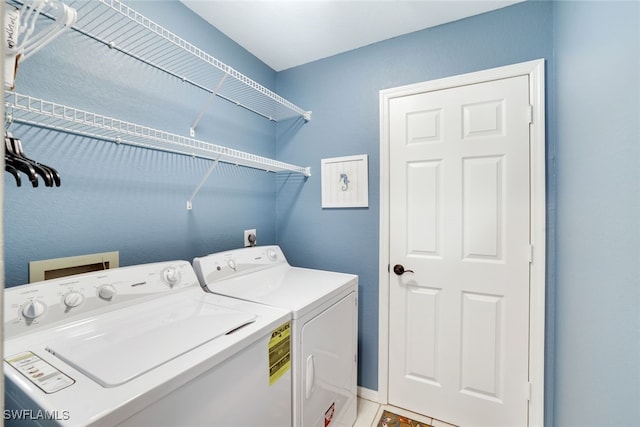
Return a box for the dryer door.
[301,292,357,427]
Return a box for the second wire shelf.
[6,92,310,176]
[5,91,311,206]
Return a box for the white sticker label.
[6,351,75,394]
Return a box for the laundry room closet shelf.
[5,92,312,177]
[54,0,311,124]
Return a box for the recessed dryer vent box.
[29,251,119,283]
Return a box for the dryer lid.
[204,266,357,318]
[45,295,255,387]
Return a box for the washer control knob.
[63,292,84,308]
[227,259,237,270]
[22,300,46,320]
[98,284,116,300]
[162,267,180,287]
[267,248,278,261]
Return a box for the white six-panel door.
[387,75,532,427]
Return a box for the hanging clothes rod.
[5,92,312,178]
[52,0,311,123]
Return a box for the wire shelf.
[60,0,311,122]
[5,91,312,177]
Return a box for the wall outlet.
[244,229,257,247]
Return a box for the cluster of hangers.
[5,132,60,187]
[5,0,77,89]
[3,0,74,186]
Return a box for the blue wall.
[275,0,554,400]
[553,1,640,426]
[276,1,640,424]
[4,1,282,285]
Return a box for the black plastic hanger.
[8,134,58,186]
[5,162,21,186]
[4,131,63,188]
[5,135,38,187]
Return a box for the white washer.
[193,246,358,427]
[4,260,292,427]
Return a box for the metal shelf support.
[190,74,228,138]
[186,154,221,211]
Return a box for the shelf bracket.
[190,73,229,137]
[186,154,222,210]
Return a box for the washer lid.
[45,296,255,387]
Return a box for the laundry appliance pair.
[4,246,357,427]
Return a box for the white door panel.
[388,75,531,427]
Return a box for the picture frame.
[321,154,369,208]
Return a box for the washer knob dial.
[227,259,237,270]
[267,248,278,261]
[63,291,84,308]
[162,267,181,286]
[22,300,46,320]
[98,284,116,300]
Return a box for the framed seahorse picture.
[321,154,369,208]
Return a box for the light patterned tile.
[431,418,458,427]
[354,397,380,427]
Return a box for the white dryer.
[193,245,358,427]
[4,260,292,427]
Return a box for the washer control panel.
[193,245,287,286]
[4,261,197,337]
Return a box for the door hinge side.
[528,244,534,263]
[527,104,534,124]
[526,381,533,401]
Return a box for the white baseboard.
[357,386,381,403]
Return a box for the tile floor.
[354,397,458,427]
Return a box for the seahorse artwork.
[339,173,350,191]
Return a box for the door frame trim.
[378,59,546,426]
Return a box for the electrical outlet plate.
[244,229,256,247]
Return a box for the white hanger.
[4,0,77,89]
[21,0,77,59]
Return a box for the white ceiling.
[180,0,524,71]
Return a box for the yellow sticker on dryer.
[268,321,291,385]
